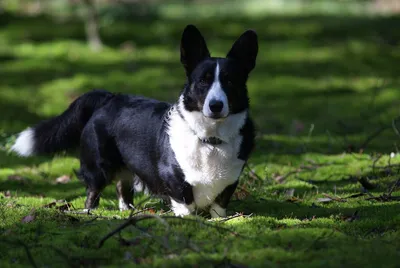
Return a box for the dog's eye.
[199,73,213,85]
[227,80,233,86]
[199,79,208,85]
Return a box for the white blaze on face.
[202,63,229,118]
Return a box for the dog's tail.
[11,89,114,157]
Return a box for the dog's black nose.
[209,100,224,113]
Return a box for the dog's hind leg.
[77,120,120,210]
[115,169,134,211]
[76,164,111,210]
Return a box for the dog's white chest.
[168,108,246,209]
[173,135,244,208]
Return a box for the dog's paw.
[171,199,195,217]
[119,198,134,211]
[210,203,226,218]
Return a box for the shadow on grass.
[1,196,399,267]
[0,8,400,215]
[1,6,400,267]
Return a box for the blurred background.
[1,0,400,163]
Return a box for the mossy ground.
[1,1,400,267]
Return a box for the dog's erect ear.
[227,30,258,73]
[180,25,210,76]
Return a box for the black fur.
[12,25,258,216]
[32,90,114,155]
[181,28,258,116]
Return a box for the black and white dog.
[11,25,258,218]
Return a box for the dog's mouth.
[200,136,224,145]
[203,112,228,121]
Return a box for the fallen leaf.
[55,175,71,184]
[302,215,317,222]
[316,197,333,203]
[341,210,359,222]
[284,188,295,198]
[274,175,285,183]
[120,41,136,53]
[4,190,11,198]
[247,169,261,183]
[21,209,36,223]
[57,202,73,211]
[322,193,346,202]
[286,196,302,203]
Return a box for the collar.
[200,137,223,145]
[173,104,224,146]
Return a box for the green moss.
[1,0,400,267]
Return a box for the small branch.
[82,216,99,225]
[98,214,169,248]
[392,116,400,138]
[129,207,156,218]
[217,213,253,223]
[63,209,93,215]
[387,178,400,197]
[372,154,383,173]
[244,163,263,181]
[98,212,250,249]
[365,195,400,202]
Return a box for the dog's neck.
[168,98,247,144]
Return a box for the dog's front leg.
[169,182,195,217]
[210,203,227,218]
[210,180,239,218]
[170,199,195,217]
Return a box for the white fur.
[177,96,246,142]
[11,128,35,156]
[170,199,195,217]
[202,63,229,118]
[167,100,246,210]
[210,203,226,218]
[133,177,149,195]
[115,169,135,211]
[119,197,130,211]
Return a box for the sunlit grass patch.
[1,1,400,266]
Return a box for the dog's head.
[179,25,258,120]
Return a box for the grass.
[1,0,400,267]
